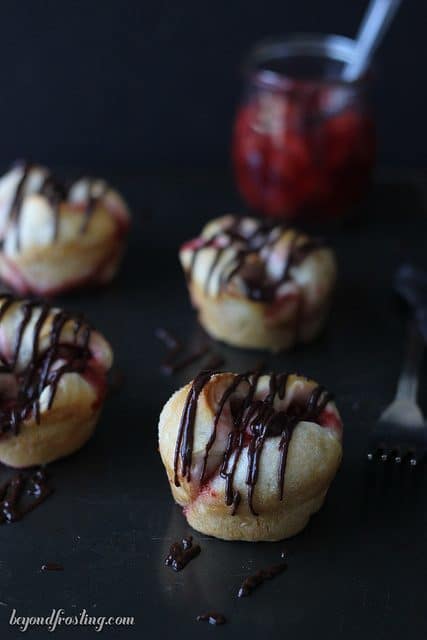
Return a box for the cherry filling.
[233,91,376,219]
[318,407,342,433]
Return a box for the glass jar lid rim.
[245,33,371,89]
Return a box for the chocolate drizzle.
[5,162,110,251]
[162,345,211,376]
[184,217,322,302]
[8,164,31,251]
[0,468,53,524]
[196,612,226,625]
[156,327,224,376]
[41,562,64,572]
[38,173,67,242]
[165,535,201,571]
[79,178,108,234]
[174,371,212,486]
[155,328,181,352]
[238,558,288,597]
[174,371,332,515]
[0,296,93,437]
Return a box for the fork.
[367,319,427,465]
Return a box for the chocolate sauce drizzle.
[155,328,181,352]
[38,173,68,244]
[41,562,64,572]
[0,296,93,436]
[196,612,226,625]
[162,345,211,376]
[156,327,224,376]
[165,535,201,572]
[6,162,110,251]
[184,217,322,302]
[0,468,53,524]
[79,178,108,234]
[174,371,332,515]
[238,557,288,597]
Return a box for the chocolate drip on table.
[0,468,53,524]
[196,612,226,625]
[165,535,201,572]
[155,328,181,352]
[238,558,288,597]
[0,296,92,436]
[174,371,332,516]
[185,217,322,302]
[156,327,224,376]
[6,162,108,251]
[41,562,64,572]
[162,345,211,376]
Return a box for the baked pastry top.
[180,215,332,301]
[159,370,343,541]
[179,215,337,351]
[0,162,130,295]
[0,295,112,467]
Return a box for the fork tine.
[400,447,421,466]
[390,447,402,463]
[407,448,426,466]
[367,445,383,461]
[367,447,383,462]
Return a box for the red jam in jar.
[232,35,376,220]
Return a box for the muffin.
[180,215,336,351]
[159,370,342,541]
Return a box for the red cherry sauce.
[233,84,375,219]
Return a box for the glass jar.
[232,34,376,220]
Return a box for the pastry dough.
[0,296,113,467]
[180,215,336,351]
[159,371,342,541]
[0,162,130,295]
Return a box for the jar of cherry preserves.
[232,35,376,220]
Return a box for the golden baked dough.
[0,163,130,295]
[180,215,336,351]
[159,371,343,541]
[0,296,112,467]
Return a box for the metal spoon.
[343,0,402,82]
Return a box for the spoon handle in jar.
[343,0,402,82]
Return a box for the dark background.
[0,0,426,173]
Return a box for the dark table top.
[0,170,427,639]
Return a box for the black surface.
[1,172,427,638]
[1,1,427,170]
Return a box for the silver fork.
[367,320,427,465]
